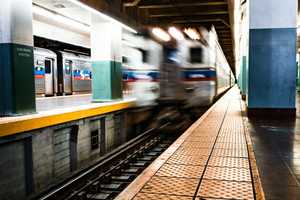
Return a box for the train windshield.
[190,47,203,63]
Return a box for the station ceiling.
[122,0,236,73]
[34,0,236,73]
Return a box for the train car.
[34,47,57,96]
[179,39,217,107]
[34,48,92,96]
[56,51,92,95]
[122,33,161,106]
[159,26,233,108]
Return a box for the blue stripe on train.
[181,69,216,79]
[123,70,160,81]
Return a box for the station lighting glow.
[184,28,200,40]
[168,27,185,41]
[67,0,137,33]
[152,28,171,42]
[33,5,91,33]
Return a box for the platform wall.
[0,109,151,199]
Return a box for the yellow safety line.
[0,101,135,138]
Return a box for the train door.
[64,60,73,94]
[44,58,54,96]
[34,59,46,95]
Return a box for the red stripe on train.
[35,75,44,79]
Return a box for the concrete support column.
[91,17,123,101]
[248,0,298,117]
[0,0,36,116]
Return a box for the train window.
[65,60,72,75]
[190,47,203,63]
[138,48,148,63]
[122,56,129,64]
[45,59,51,74]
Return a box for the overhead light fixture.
[67,0,137,33]
[152,28,171,42]
[168,27,184,41]
[184,28,200,40]
[33,5,91,33]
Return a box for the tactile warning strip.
[174,147,211,156]
[208,156,249,168]
[185,137,217,142]
[181,141,215,149]
[167,154,208,166]
[133,193,193,200]
[212,148,248,158]
[140,176,199,196]
[214,142,247,149]
[195,198,230,200]
[204,166,251,182]
[216,136,246,144]
[197,179,254,200]
[156,164,205,178]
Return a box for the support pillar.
[0,0,36,116]
[248,0,298,117]
[91,18,123,101]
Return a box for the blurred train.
[158,27,235,108]
[33,27,234,110]
[121,33,161,106]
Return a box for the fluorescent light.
[184,28,200,40]
[168,27,184,41]
[152,28,171,42]
[33,5,91,33]
[66,0,137,33]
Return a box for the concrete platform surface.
[246,95,300,199]
[116,87,264,200]
[36,94,93,112]
[0,95,136,137]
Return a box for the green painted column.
[0,0,36,116]
[91,19,123,102]
[241,56,248,98]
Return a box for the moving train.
[159,27,234,108]
[33,27,234,110]
[121,33,161,106]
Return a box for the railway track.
[36,123,181,200]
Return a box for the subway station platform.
[116,87,264,200]
[36,94,93,112]
[0,96,136,137]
